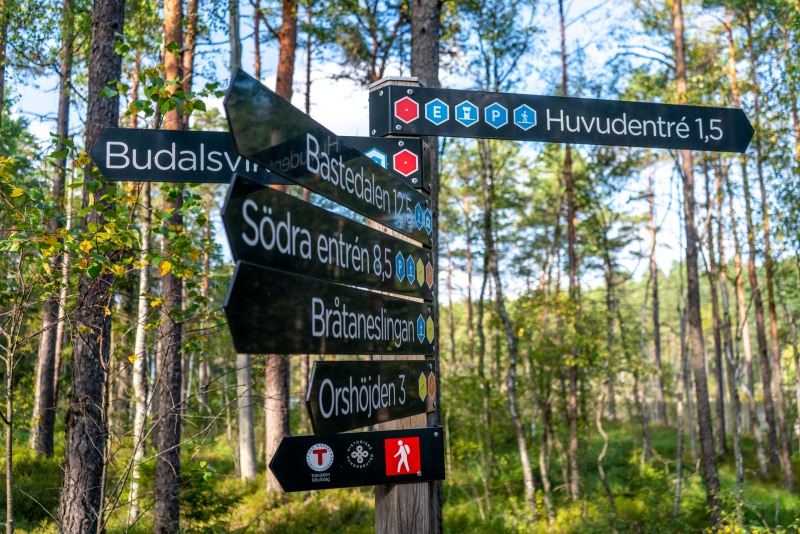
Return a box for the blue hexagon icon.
[415,203,424,230]
[455,100,479,127]
[485,103,508,129]
[395,251,405,281]
[406,256,416,284]
[417,315,426,343]
[513,104,537,131]
[364,148,388,168]
[424,209,432,235]
[425,98,449,125]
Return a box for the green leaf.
[165,41,181,55]
[99,86,119,98]
[50,149,69,159]
[87,262,102,279]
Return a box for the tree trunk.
[715,165,744,493]
[58,0,123,529]
[275,0,298,101]
[478,138,538,517]
[672,0,721,524]
[229,0,241,70]
[446,236,456,363]
[673,297,688,517]
[254,0,261,79]
[703,161,727,455]
[745,12,793,488]
[128,182,150,525]
[0,0,7,126]
[237,353,257,480]
[30,0,73,457]
[153,1,184,529]
[648,166,667,425]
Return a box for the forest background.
[1,0,800,532]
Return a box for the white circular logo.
[346,440,374,469]
[306,443,334,472]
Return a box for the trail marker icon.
[485,103,508,129]
[395,97,419,123]
[455,101,479,127]
[514,104,537,130]
[425,99,449,125]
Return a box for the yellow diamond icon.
[419,372,427,401]
[416,259,425,287]
[426,316,434,343]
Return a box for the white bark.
[237,352,257,481]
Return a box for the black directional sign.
[269,426,445,492]
[224,262,435,355]
[89,128,289,184]
[222,175,434,300]
[306,360,436,435]
[342,136,429,191]
[224,68,433,245]
[370,86,754,153]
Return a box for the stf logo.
[306,443,334,471]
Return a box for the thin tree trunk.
[153,1,184,529]
[673,296,687,517]
[254,0,261,79]
[596,392,618,532]
[704,160,727,455]
[672,0,721,524]
[58,0,123,528]
[54,160,73,403]
[128,182,150,525]
[237,353,257,480]
[478,138,538,517]
[745,12,793,488]
[30,0,73,457]
[648,166,667,425]
[0,0,7,127]
[264,0,298,493]
[715,166,744,503]
[446,236,456,363]
[275,0,297,101]
[229,0,241,70]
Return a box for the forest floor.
[4,422,800,533]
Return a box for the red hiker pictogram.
[385,436,421,476]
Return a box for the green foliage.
[0,447,62,530]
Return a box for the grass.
[3,422,799,532]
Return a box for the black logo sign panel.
[89,128,289,184]
[224,262,435,355]
[306,360,436,435]
[269,426,445,492]
[222,175,434,300]
[224,68,432,245]
[370,86,754,153]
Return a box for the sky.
[13,0,687,298]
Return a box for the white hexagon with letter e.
[425,98,449,125]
